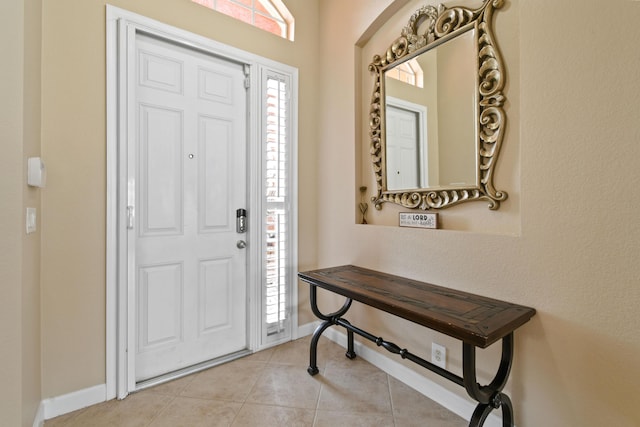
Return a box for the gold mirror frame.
[369,0,507,210]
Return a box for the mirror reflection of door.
[385,98,427,190]
[382,29,477,191]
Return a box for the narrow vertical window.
[262,70,292,343]
[192,0,295,41]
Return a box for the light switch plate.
[26,208,37,234]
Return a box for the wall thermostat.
[27,157,46,188]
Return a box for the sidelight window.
[261,69,294,344]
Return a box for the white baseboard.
[295,320,321,338]
[38,324,319,422]
[297,322,506,427]
[43,325,506,425]
[42,384,107,421]
[32,401,45,427]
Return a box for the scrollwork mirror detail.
[369,0,507,210]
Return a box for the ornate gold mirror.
[369,0,508,210]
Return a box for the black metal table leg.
[306,284,518,426]
[299,266,534,427]
[307,285,354,376]
[463,333,515,427]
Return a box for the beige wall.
[359,0,521,233]
[436,30,476,186]
[22,0,43,423]
[0,0,43,425]
[4,0,640,425]
[40,0,320,397]
[0,1,26,424]
[318,0,640,426]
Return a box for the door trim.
[106,5,298,400]
[386,96,428,188]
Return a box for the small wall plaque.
[399,212,439,229]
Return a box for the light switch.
[26,208,37,234]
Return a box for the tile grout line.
[386,373,399,427]
[144,394,179,427]
[142,370,198,427]
[231,359,271,425]
[45,337,466,426]
[311,364,327,427]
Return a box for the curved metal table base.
[307,286,515,427]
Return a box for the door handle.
[236,240,247,249]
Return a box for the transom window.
[192,0,295,41]
[386,58,424,88]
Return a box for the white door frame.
[106,5,298,400]
[386,96,428,188]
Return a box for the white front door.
[131,33,248,382]
[386,105,420,190]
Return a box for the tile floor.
[45,337,467,427]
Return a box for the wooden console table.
[298,265,536,427]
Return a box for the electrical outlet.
[432,342,446,369]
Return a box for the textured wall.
[22,0,43,423]
[0,2,26,424]
[33,0,640,425]
[316,0,640,425]
[40,0,320,398]
[0,0,42,425]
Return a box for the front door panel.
[133,33,247,382]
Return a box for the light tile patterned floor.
[46,337,467,427]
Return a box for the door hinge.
[127,205,135,229]
[243,64,250,89]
